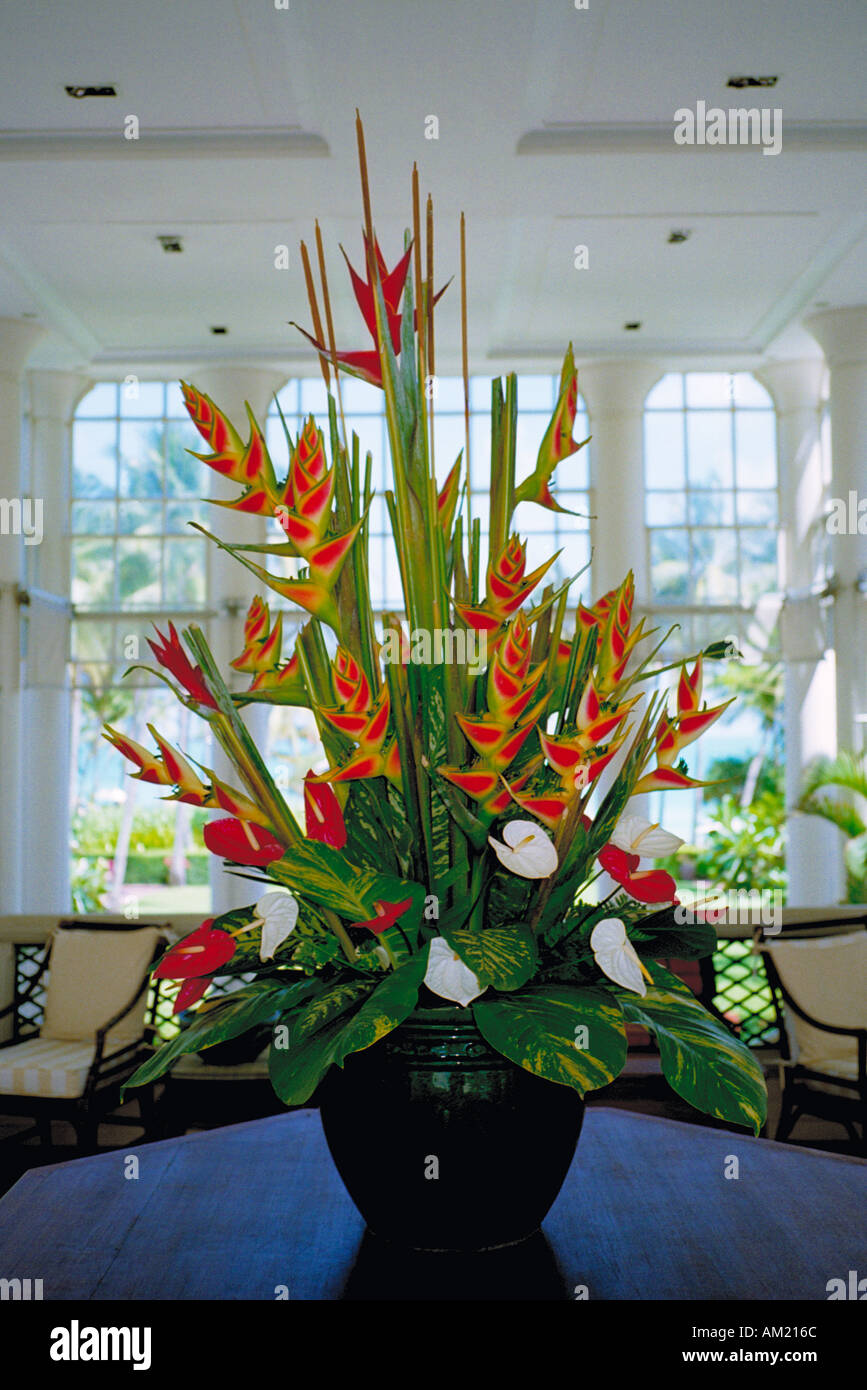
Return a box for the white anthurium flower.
[255,890,300,962]
[424,936,486,1008]
[488,819,558,880]
[590,917,653,997]
[610,813,684,859]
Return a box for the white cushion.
[0,1038,97,1098]
[766,931,867,1072]
[41,927,161,1046]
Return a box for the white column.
[576,360,663,603]
[21,370,92,911]
[0,320,45,912]
[756,359,843,905]
[576,361,662,829]
[806,309,867,758]
[187,366,288,916]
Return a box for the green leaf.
[333,950,429,1063]
[288,979,373,1043]
[473,984,627,1095]
[269,953,429,1105]
[449,926,537,991]
[122,979,317,1093]
[269,1012,352,1106]
[617,965,767,1134]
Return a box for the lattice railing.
[711,939,778,1046]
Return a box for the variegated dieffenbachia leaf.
[473,984,627,1094]
[448,926,537,992]
[616,965,767,1134]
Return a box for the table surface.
[0,1106,864,1301]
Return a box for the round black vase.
[319,1003,585,1253]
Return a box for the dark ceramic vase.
[319,1002,584,1252]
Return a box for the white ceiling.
[0,0,864,375]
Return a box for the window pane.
[739,531,779,602]
[119,421,164,497]
[737,490,777,526]
[646,492,686,526]
[73,420,117,497]
[645,412,685,488]
[164,539,206,604]
[117,538,161,604]
[650,531,689,601]
[433,415,468,473]
[298,379,327,415]
[685,373,732,408]
[554,493,591,528]
[732,373,772,408]
[340,378,381,413]
[689,491,734,526]
[164,423,201,495]
[119,381,165,417]
[76,383,118,418]
[692,530,738,603]
[516,375,554,410]
[72,538,115,606]
[165,382,189,418]
[118,501,163,535]
[432,376,469,411]
[71,500,115,535]
[735,412,776,489]
[645,373,683,409]
[686,412,733,488]
[165,499,209,533]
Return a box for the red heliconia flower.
[203,817,285,866]
[350,898,413,936]
[295,235,448,389]
[173,975,211,1015]
[514,345,590,514]
[454,535,558,638]
[598,845,678,905]
[147,623,217,709]
[303,771,347,850]
[154,920,237,980]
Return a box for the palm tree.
[796,751,867,903]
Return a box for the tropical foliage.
[797,750,867,903]
[115,122,766,1134]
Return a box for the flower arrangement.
[118,118,766,1136]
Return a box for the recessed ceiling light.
[64,84,117,99]
[726,75,778,89]
[158,235,184,254]
[210,326,228,335]
[668,229,691,245]
[624,321,642,331]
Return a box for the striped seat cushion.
[0,1039,97,1098]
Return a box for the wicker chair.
[756,922,867,1153]
[0,920,169,1151]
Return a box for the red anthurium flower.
[351,898,413,936]
[173,975,211,1015]
[203,817,285,866]
[154,920,236,980]
[598,845,678,905]
[147,623,217,709]
[303,771,347,850]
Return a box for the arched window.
[267,373,591,611]
[70,380,211,918]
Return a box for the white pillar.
[0,320,45,912]
[21,370,92,911]
[576,361,662,830]
[576,360,663,603]
[756,359,843,905]
[806,309,867,759]
[187,365,288,916]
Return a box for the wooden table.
[0,1106,864,1301]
